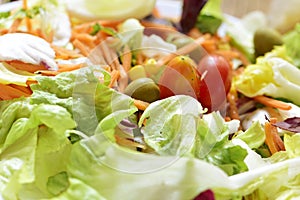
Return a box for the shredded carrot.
[26,79,38,86]
[264,121,279,154]
[99,42,117,70]
[51,45,82,59]
[94,31,109,45]
[0,83,31,100]
[22,0,28,9]
[0,29,9,35]
[72,39,90,57]
[188,28,203,39]
[201,39,217,53]
[8,18,22,33]
[140,20,176,31]
[253,95,292,111]
[73,20,122,33]
[227,88,240,120]
[10,84,32,94]
[35,70,59,76]
[118,64,128,93]
[72,33,96,49]
[136,51,145,65]
[7,60,47,73]
[114,134,146,150]
[264,118,285,154]
[157,34,208,66]
[134,99,150,111]
[122,45,132,72]
[152,7,161,18]
[57,63,84,72]
[215,50,240,60]
[108,70,120,88]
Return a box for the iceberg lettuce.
[234,56,300,105]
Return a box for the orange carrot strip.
[152,7,161,18]
[264,120,280,154]
[8,18,22,33]
[134,99,150,111]
[73,33,96,48]
[215,50,240,60]
[10,84,32,94]
[122,45,132,72]
[7,60,47,73]
[269,118,285,151]
[51,45,82,59]
[136,51,144,65]
[35,70,59,76]
[73,20,122,33]
[157,35,208,66]
[58,63,83,72]
[253,95,292,111]
[140,20,176,31]
[0,29,9,35]
[201,39,217,53]
[100,42,116,70]
[72,39,90,57]
[227,89,240,120]
[114,134,146,149]
[108,70,120,88]
[188,28,203,39]
[0,83,31,100]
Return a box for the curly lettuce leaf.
[234,56,300,105]
[138,95,204,156]
[65,131,300,200]
[138,95,247,175]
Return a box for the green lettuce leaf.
[234,121,266,149]
[283,23,300,68]
[196,112,248,175]
[234,56,300,105]
[43,178,106,200]
[138,95,247,175]
[196,0,223,34]
[66,132,300,200]
[139,95,204,156]
[283,133,300,158]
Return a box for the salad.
[0,0,300,199]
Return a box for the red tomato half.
[159,56,200,100]
[196,54,232,112]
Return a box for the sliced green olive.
[124,77,160,103]
[254,27,283,57]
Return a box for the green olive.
[124,77,160,103]
[254,27,283,57]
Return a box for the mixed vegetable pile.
[1,0,300,199]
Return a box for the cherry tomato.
[196,54,232,112]
[159,55,200,100]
